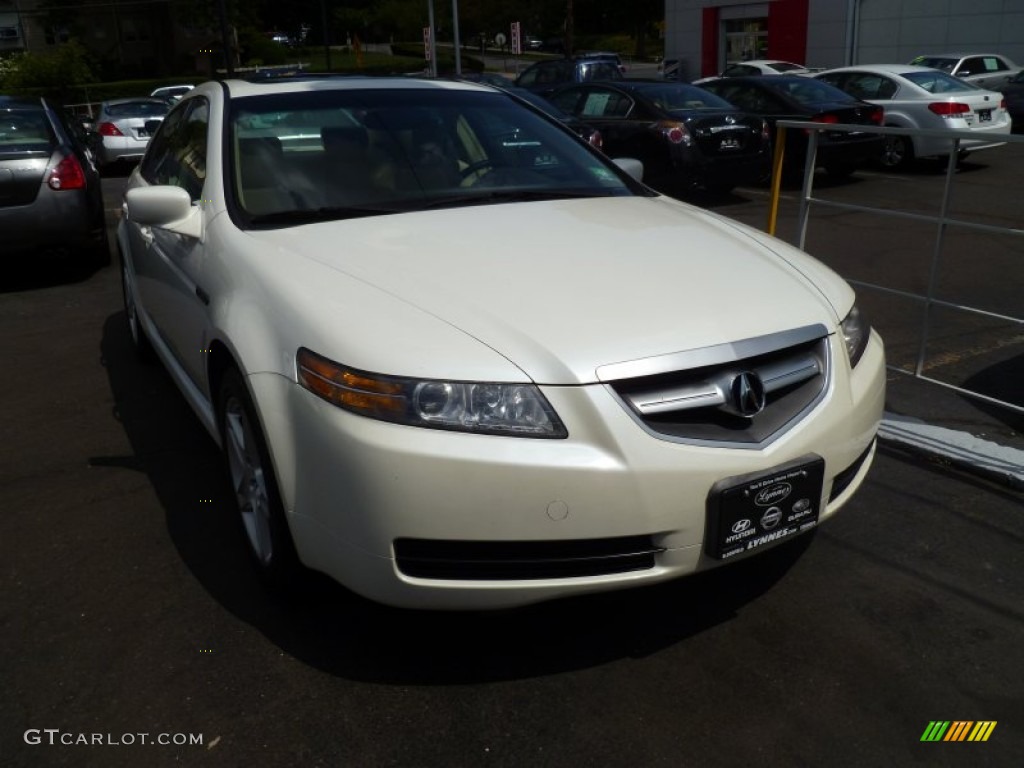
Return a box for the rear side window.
[578,88,632,118]
[964,56,1008,74]
[838,73,898,100]
[582,62,623,81]
[0,109,56,154]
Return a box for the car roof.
[102,97,170,106]
[0,95,47,109]
[216,76,495,100]
[912,53,1006,60]
[818,64,948,76]
[707,74,813,86]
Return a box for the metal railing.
[767,121,1024,416]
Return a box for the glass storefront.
[724,18,768,62]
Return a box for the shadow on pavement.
[97,312,815,685]
[961,352,1024,435]
[0,251,106,294]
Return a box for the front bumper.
[253,331,885,610]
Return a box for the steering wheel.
[459,159,495,180]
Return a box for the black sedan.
[546,80,770,195]
[697,76,884,178]
[1001,69,1024,131]
[0,95,108,267]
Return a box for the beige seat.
[320,125,380,204]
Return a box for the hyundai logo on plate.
[731,518,752,534]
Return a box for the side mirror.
[125,186,202,239]
[612,157,644,182]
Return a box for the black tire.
[702,180,736,195]
[91,227,111,269]
[120,253,153,361]
[879,132,915,170]
[218,367,300,588]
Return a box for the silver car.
[0,94,108,266]
[909,53,1021,90]
[95,97,169,170]
[815,64,1011,169]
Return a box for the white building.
[664,0,1024,81]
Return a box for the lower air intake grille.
[828,439,875,502]
[394,536,662,580]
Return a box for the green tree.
[1,41,96,99]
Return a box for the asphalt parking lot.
[2,144,1022,767]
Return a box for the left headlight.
[840,303,870,368]
[296,348,568,438]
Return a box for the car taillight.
[927,102,971,117]
[1000,98,1006,109]
[804,113,839,135]
[588,128,603,150]
[47,154,87,191]
[656,120,692,146]
[761,119,771,143]
[98,122,123,136]
[868,106,884,124]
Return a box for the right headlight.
[296,348,567,438]
[840,303,870,368]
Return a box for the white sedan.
[692,60,817,84]
[815,64,1011,169]
[118,77,885,610]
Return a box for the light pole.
[427,0,437,77]
[217,0,234,76]
[321,0,332,71]
[452,0,461,76]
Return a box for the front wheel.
[219,368,300,587]
[824,162,856,179]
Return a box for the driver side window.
[140,99,209,200]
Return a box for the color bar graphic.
[920,721,997,742]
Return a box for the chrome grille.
[606,327,831,446]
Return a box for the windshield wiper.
[416,188,615,210]
[248,205,401,226]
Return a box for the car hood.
[253,196,852,385]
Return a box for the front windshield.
[228,86,641,227]
[910,57,956,74]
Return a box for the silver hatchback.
[95,97,169,170]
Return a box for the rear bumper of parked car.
[915,120,1012,158]
[788,132,884,169]
[99,136,150,165]
[252,331,885,610]
[1,189,102,255]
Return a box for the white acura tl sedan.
[118,77,885,610]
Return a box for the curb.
[878,412,1024,491]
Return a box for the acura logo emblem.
[731,371,766,417]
